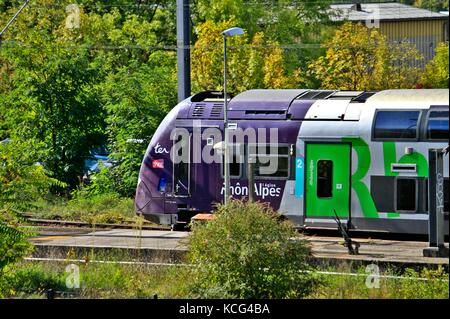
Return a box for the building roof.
[329,2,449,22]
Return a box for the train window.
[317,160,333,198]
[396,178,417,212]
[373,110,420,140]
[427,111,449,141]
[221,144,243,178]
[249,145,289,179]
[173,133,190,195]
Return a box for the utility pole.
[176,0,191,102]
[0,0,31,45]
[423,148,449,257]
[222,27,244,205]
[248,157,255,202]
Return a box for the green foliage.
[420,42,449,88]
[0,222,31,274]
[66,192,134,224]
[193,0,332,43]
[30,190,135,224]
[188,200,316,299]
[101,53,177,196]
[0,261,193,299]
[192,0,333,89]
[413,0,449,11]
[0,263,66,298]
[0,1,107,187]
[0,139,62,272]
[77,166,117,197]
[0,0,177,192]
[309,22,423,90]
[192,20,304,94]
[310,266,449,299]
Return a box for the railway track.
[22,215,443,242]
[21,214,171,231]
[19,212,448,243]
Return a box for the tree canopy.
[0,0,445,197]
[308,22,424,90]
[420,42,449,88]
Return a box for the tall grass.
[1,261,447,299]
[29,193,136,224]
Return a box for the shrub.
[188,200,316,299]
[0,263,66,298]
[1,139,62,273]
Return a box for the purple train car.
[135,89,449,234]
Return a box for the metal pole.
[223,35,230,205]
[248,157,255,202]
[176,0,191,102]
[0,0,31,39]
[423,148,449,257]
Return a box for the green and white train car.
[285,89,449,234]
[137,88,448,234]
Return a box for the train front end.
[135,99,188,226]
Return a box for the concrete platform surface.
[32,229,189,250]
[30,228,449,268]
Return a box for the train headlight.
[158,177,167,192]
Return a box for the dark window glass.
[427,111,449,140]
[222,145,242,178]
[317,160,333,198]
[173,135,190,194]
[396,179,416,211]
[253,156,289,178]
[374,111,420,139]
[250,145,289,178]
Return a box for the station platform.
[29,228,449,270]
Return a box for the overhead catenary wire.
[0,0,31,38]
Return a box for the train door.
[173,132,191,197]
[305,143,351,219]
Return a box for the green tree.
[1,1,178,190]
[309,22,423,90]
[413,0,449,11]
[192,0,331,43]
[1,139,62,273]
[2,44,106,187]
[191,20,303,94]
[420,42,449,88]
[188,200,316,299]
[100,52,177,196]
[192,0,333,89]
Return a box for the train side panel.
[295,90,449,234]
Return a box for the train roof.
[228,89,307,111]
[367,89,449,104]
[180,89,448,120]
